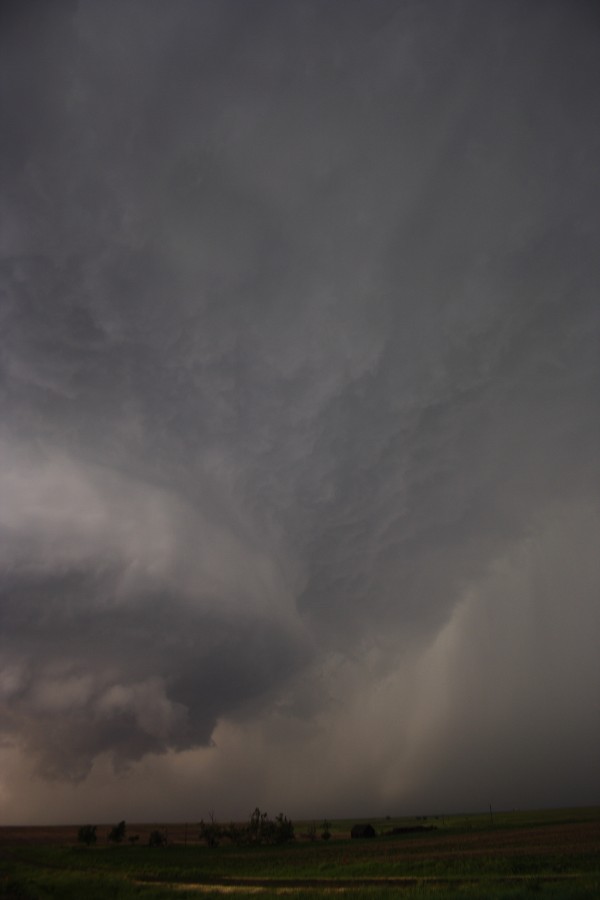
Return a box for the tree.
[274,813,295,844]
[248,807,273,844]
[199,812,222,848]
[224,821,246,845]
[77,825,97,846]
[247,808,294,845]
[148,830,166,847]
[108,820,126,844]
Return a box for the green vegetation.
[1,806,598,898]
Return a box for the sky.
[1,0,599,826]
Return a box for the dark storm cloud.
[1,1,599,817]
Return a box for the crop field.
[1,806,599,898]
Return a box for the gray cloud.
[1,0,599,820]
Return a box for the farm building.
[350,823,376,839]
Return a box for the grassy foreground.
[1,806,599,898]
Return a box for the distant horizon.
[3,802,599,831]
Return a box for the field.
[1,807,599,898]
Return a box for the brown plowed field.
[348,821,600,862]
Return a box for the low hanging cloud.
[1,0,599,822]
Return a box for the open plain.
[1,806,599,898]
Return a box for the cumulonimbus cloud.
[1,0,599,819]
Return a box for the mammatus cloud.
[1,0,599,822]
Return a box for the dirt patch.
[136,874,585,894]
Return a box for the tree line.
[77,808,332,848]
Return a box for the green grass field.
[1,806,599,898]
